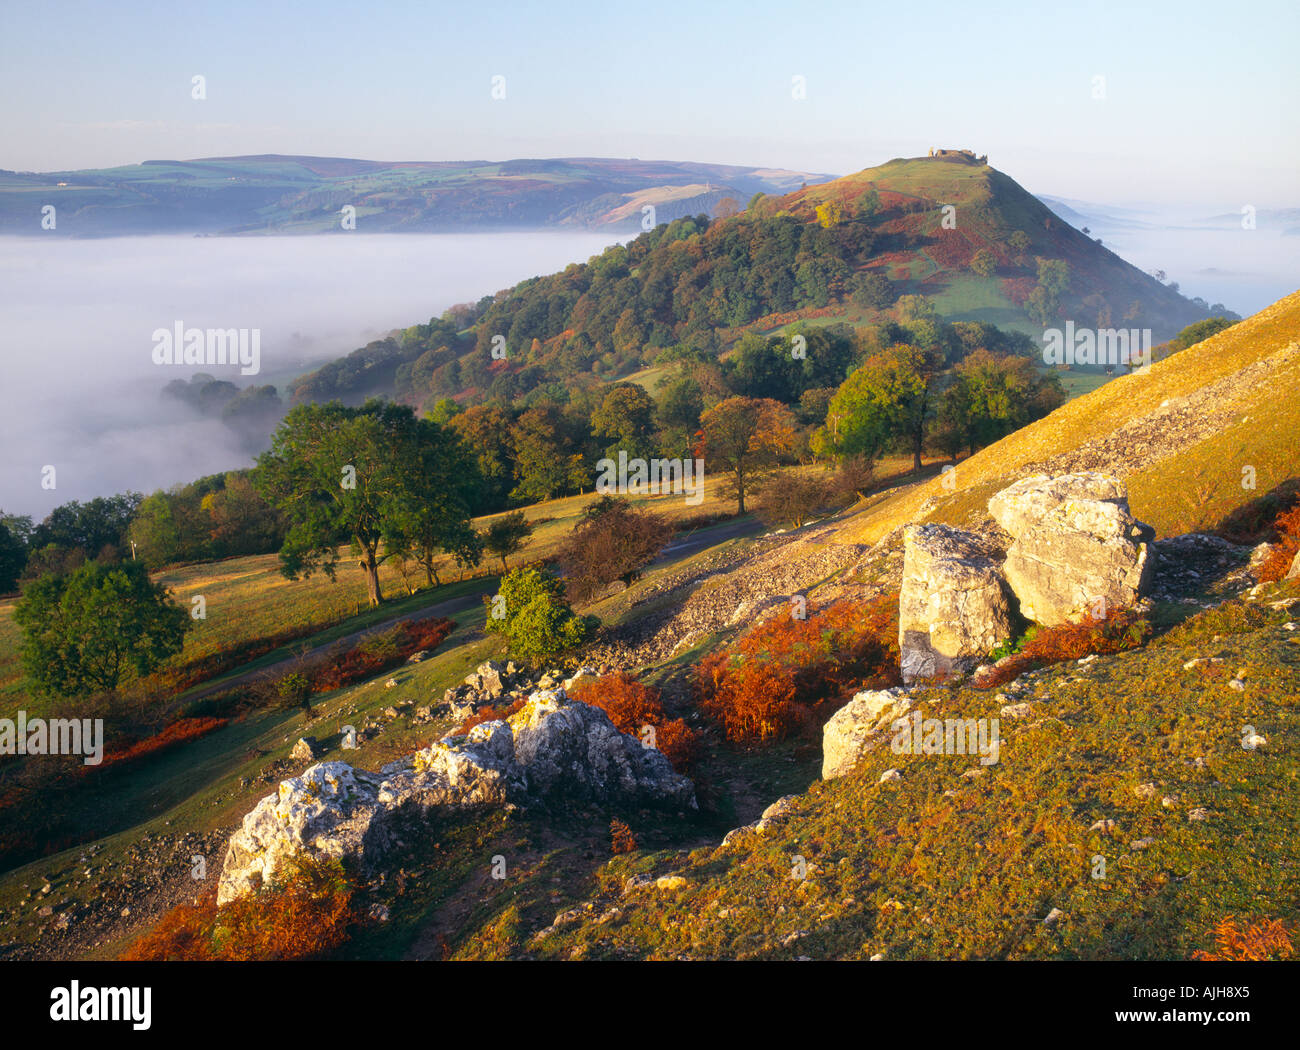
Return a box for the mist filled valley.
[0,232,622,517]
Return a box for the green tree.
[389,420,484,586]
[484,567,596,662]
[590,384,657,460]
[970,248,997,277]
[482,510,533,571]
[255,400,472,606]
[936,350,1065,456]
[1036,257,1070,296]
[450,405,515,510]
[509,406,576,504]
[896,294,938,323]
[0,515,31,592]
[856,189,882,220]
[14,560,189,698]
[849,272,894,309]
[815,344,939,470]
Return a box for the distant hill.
[0,155,832,235]
[290,152,1234,409]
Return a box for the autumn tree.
[815,200,844,229]
[559,496,673,602]
[756,470,833,529]
[699,397,797,514]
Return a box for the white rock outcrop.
[822,687,913,780]
[899,524,1012,683]
[988,472,1154,625]
[217,689,694,904]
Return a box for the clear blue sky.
[2,0,1296,206]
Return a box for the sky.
[1,0,1296,208]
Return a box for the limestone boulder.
[988,473,1154,625]
[822,688,913,780]
[508,689,696,809]
[218,689,695,904]
[899,524,1012,683]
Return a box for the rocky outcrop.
[899,524,1012,683]
[988,473,1154,625]
[822,688,913,779]
[217,689,695,904]
[510,690,696,807]
[1287,550,1300,580]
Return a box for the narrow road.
[178,581,499,703]
[175,515,765,704]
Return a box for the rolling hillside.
[0,155,830,236]
[291,152,1232,410]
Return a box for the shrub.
[559,496,673,603]
[121,857,357,961]
[834,455,876,501]
[568,672,700,772]
[459,696,526,733]
[610,818,637,854]
[755,471,833,529]
[1258,502,1300,583]
[696,594,900,743]
[484,567,596,662]
[277,671,313,713]
[307,617,454,693]
[974,606,1152,689]
[96,717,229,771]
[1191,917,1294,961]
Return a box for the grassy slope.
[787,156,1208,338]
[834,288,1300,545]
[0,476,742,717]
[513,585,1300,960]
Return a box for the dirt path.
[179,582,499,703]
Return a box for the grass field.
[0,472,748,717]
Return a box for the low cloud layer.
[0,232,621,519]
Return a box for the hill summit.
[292,153,1229,409]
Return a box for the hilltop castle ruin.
[928,147,988,163]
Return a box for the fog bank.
[0,233,622,519]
